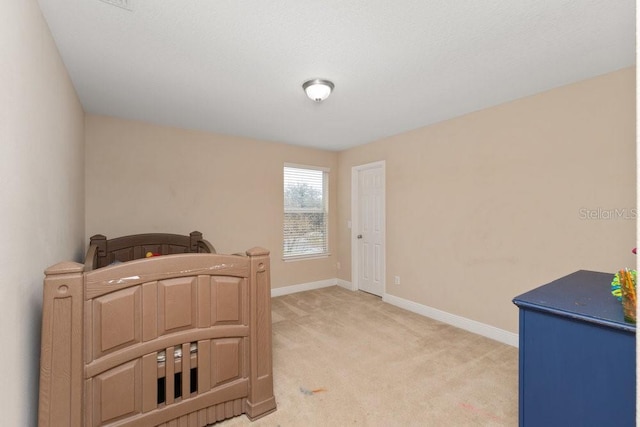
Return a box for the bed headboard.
[85,231,216,270]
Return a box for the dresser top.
[513,270,636,333]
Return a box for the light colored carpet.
[218,286,518,426]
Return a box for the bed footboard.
[38,248,276,426]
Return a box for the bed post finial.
[89,234,107,268]
[189,231,203,252]
[190,231,216,253]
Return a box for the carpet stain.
[459,402,504,422]
[300,386,327,395]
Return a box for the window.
[283,164,329,259]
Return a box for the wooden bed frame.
[38,231,276,426]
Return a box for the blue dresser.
[513,270,636,427]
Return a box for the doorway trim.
[351,160,386,295]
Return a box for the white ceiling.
[37,0,635,151]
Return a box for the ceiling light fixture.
[302,79,335,102]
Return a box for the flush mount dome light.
[302,79,335,102]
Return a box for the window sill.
[283,253,331,262]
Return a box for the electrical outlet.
[394,276,400,285]
[337,262,341,270]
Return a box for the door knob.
[357,234,363,239]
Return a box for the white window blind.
[283,165,329,259]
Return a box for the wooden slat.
[198,408,207,425]
[84,300,93,364]
[225,401,234,418]
[207,405,215,424]
[197,340,211,393]
[182,343,190,399]
[216,402,225,421]
[197,275,211,327]
[165,347,175,405]
[142,282,158,342]
[188,411,198,427]
[142,353,157,413]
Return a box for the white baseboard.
[382,293,519,348]
[271,279,337,297]
[336,279,353,290]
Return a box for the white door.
[352,161,385,296]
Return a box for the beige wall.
[85,115,339,288]
[338,67,636,333]
[0,1,85,425]
[87,68,635,334]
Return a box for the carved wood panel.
[158,277,197,335]
[212,338,243,387]
[92,360,141,426]
[211,277,245,326]
[92,287,141,359]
